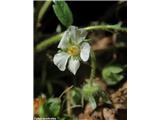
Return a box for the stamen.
[67,45,80,56]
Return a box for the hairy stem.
[35,25,127,52]
[90,49,96,85]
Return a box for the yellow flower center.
[67,45,80,56]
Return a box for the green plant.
[102,65,124,86]
[34,0,127,119]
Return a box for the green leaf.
[49,98,61,116]
[102,65,124,86]
[89,97,97,110]
[82,81,100,99]
[53,0,73,27]
[44,98,61,117]
[103,66,123,75]
[71,88,81,105]
[39,105,46,118]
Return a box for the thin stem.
[66,88,72,116]
[81,94,84,108]
[59,85,73,99]
[70,105,82,109]
[84,25,126,32]
[37,0,52,26]
[90,49,96,85]
[35,25,127,52]
[35,33,63,52]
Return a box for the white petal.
[77,29,88,43]
[80,42,91,62]
[68,26,87,44]
[58,31,69,49]
[68,57,80,75]
[68,26,78,41]
[53,52,70,71]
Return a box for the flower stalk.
[84,25,126,32]
[90,49,96,85]
[35,25,127,53]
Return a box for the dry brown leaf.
[84,103,94,115]
[78,113,93,120]
[92,37,113,51]
[95,77,107,91]
[110,82,127,110]
[91,111,103,120]
[103,108,117,120]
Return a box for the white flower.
[53,26,91,75]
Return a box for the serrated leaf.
[102,65,124,86]
[53,0,73,27]
[45,98,61,117]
